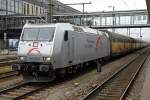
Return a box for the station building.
[0,0,80,15]
[0,0,80,53]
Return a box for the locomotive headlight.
[46,57,51,61]
[19,56,25,60]
[43,57,51,61]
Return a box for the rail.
[0,71,19,79]
[0,82,50,100]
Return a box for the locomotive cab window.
[21,27,55,41]
[64,31,68,41]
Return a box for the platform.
[141,54,150,100]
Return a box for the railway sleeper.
[1,94,18,98]
[100,90,122,95]
[98,95,120,100]
[20,87,36,91]
[7,92,24,95]
[14,89,32,93]
[99,93,120,98]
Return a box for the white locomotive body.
[13,23,110,82]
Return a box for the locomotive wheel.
[56,69,66,78]
[72,66,77,74]
[48,70,56,80]
[67,67,73,74]
[78,64,84,72]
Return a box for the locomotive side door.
[68,31,75,64]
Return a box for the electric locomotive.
[12,23,110,82]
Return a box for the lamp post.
[140,28,142,47]
[108,6,115,32]
[47,0,54,23]
[5,0,8,54]
[65,2,92,26]
[5,0,8,30]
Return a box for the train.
[12,23,148,82]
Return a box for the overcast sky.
[58,0,147,12]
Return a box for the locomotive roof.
[23,23,103,35]
[23,23,57,28]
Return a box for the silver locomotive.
[12,23,110,82]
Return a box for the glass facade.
[0,0,46,15]
[0,0,80,16]
[0,0,81,31]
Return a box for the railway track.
[0,59,17,66]
[0,57,16,62]
[0,55,17,67]
[0,71,19,79]
[83,49,149,100]
[0,82,49,100]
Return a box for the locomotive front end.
[12,25,56,82]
